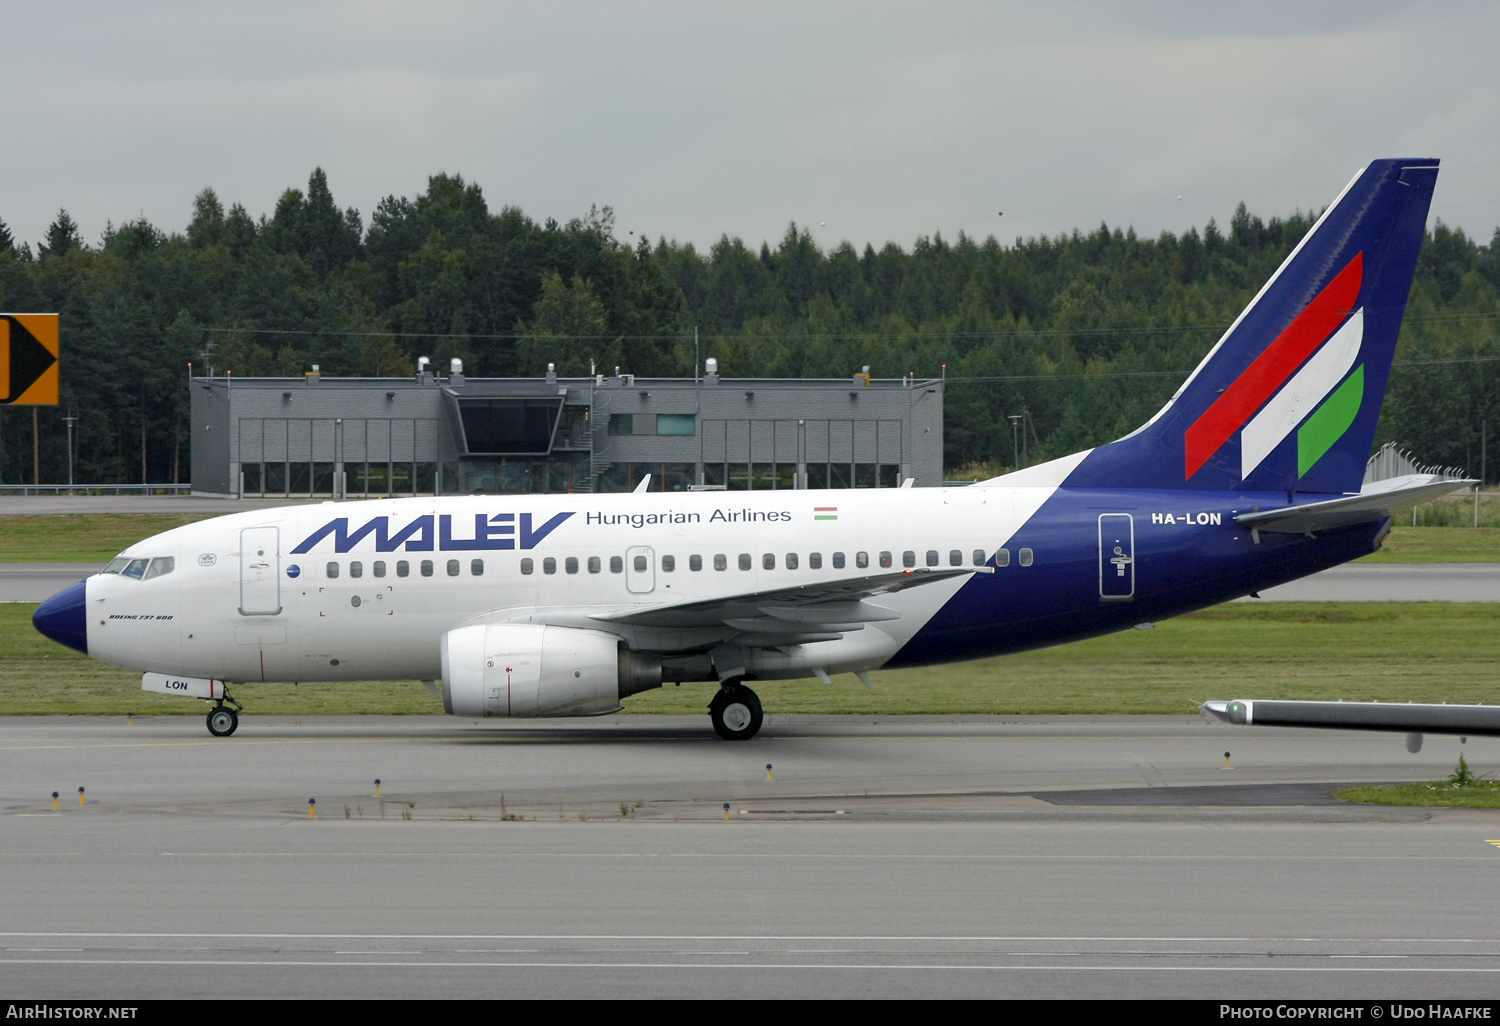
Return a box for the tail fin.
[1064,159,1438,494]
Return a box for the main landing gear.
[709,682,763,741]
[206,689,243,737]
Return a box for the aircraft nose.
[33,580,88,655]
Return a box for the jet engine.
[441,624,661,717]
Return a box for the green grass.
[1357,526,1500,563]
[6,600,1500,716]
[1334,782,1500,808]
[0,514,217,563]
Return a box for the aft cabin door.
[1097,514,1135,602]
[625,546,655,594]
[239,527,282,615]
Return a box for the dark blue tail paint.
[1062,159,1438,496]
[34,580,88,655]
[896,160,1437,669]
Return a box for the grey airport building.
[189,360,945,497]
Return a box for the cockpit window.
[121,558,150,580]
[143,557,175,580]
[103,557,131,574]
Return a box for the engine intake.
[441,624,661,718]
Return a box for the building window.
[829,463,852,489]
[471,559,484,576]
[739,553,752,571]
[689,554,702,572]
[521,558,533,575]
[350,561,364,578]
[326,562,339,579]
[662,555,675,572]
[728,464,750,491]
[242,463,262,495]
[543,557,557,575]
[588,556,601,574]
[856,463,878,488]
[610,556,623,573]
[880,465,900,488]
[565,557,579,574]
[656,414,696,436]
[447,559,460,576]
[421,560,434,577]
[806,464,827,489]
[703,463,727,487]
[1019,547,1034,567]
[608,414,634,435]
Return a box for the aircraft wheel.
[207,706,239,737]
[710,685,763,741]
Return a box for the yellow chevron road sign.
[0,314,59,405]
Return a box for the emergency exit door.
[625,546,655,594]
[239,527,282,615]
[1098,513,1134,602]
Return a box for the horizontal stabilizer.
[1204,699,1500,737]
[1235,474,1474,534]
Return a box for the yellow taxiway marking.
[1485,840,1500,849]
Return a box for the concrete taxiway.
[3,714,1499,998]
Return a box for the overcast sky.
[3,1,1497,255]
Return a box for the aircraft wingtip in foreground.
[35,159,1475,742]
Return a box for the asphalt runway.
[3,714,1500,998]
[5,560,1500,604]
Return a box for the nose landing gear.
[709,682,763,741]
[206,689,243,737]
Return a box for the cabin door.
[239,527,283,615]
[1097,513,1135,602]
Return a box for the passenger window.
[879,551,893,569]
[103,557,131,574]
[397,560,410,578]
[926,550,939,567]
[855,552,868,569]
[521,558,533,575]
[809,552,821,569]
[973,549,985,566]
[633,555,647,572]
[565,557,579,574]
[373,560,386,578]
[689,555,703,572]
[1019,547,1034,567]
[739,553,752,571]
[949,550,963,566]
[786,552,798,570]
[610,556,623,573]
[902,550,915,568]
[144,557,175,580]
[350,561,364,579]
[122,558,149,580]
[996,548,1010,567]
[714,554,727,571]
[544,557,557,575]
[421,559,434,577]
[662,555,675,572]
[763,553,776,570]
[588,556,601,574]
[832,552,845,569]
[471,559,484,576]
[446,559,460,576]
[326,562,340,579]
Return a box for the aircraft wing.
[1235,473,1475,535]
[589,566,991,640]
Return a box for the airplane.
[33,158,1472,742]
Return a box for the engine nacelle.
[440,624,661,718]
